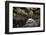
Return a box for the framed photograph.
[5,1,45,34]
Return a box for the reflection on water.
[24,18,38,27]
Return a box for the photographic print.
[13,7,40,28]
[5,1,45,34]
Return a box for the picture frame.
[5,1,45,34]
